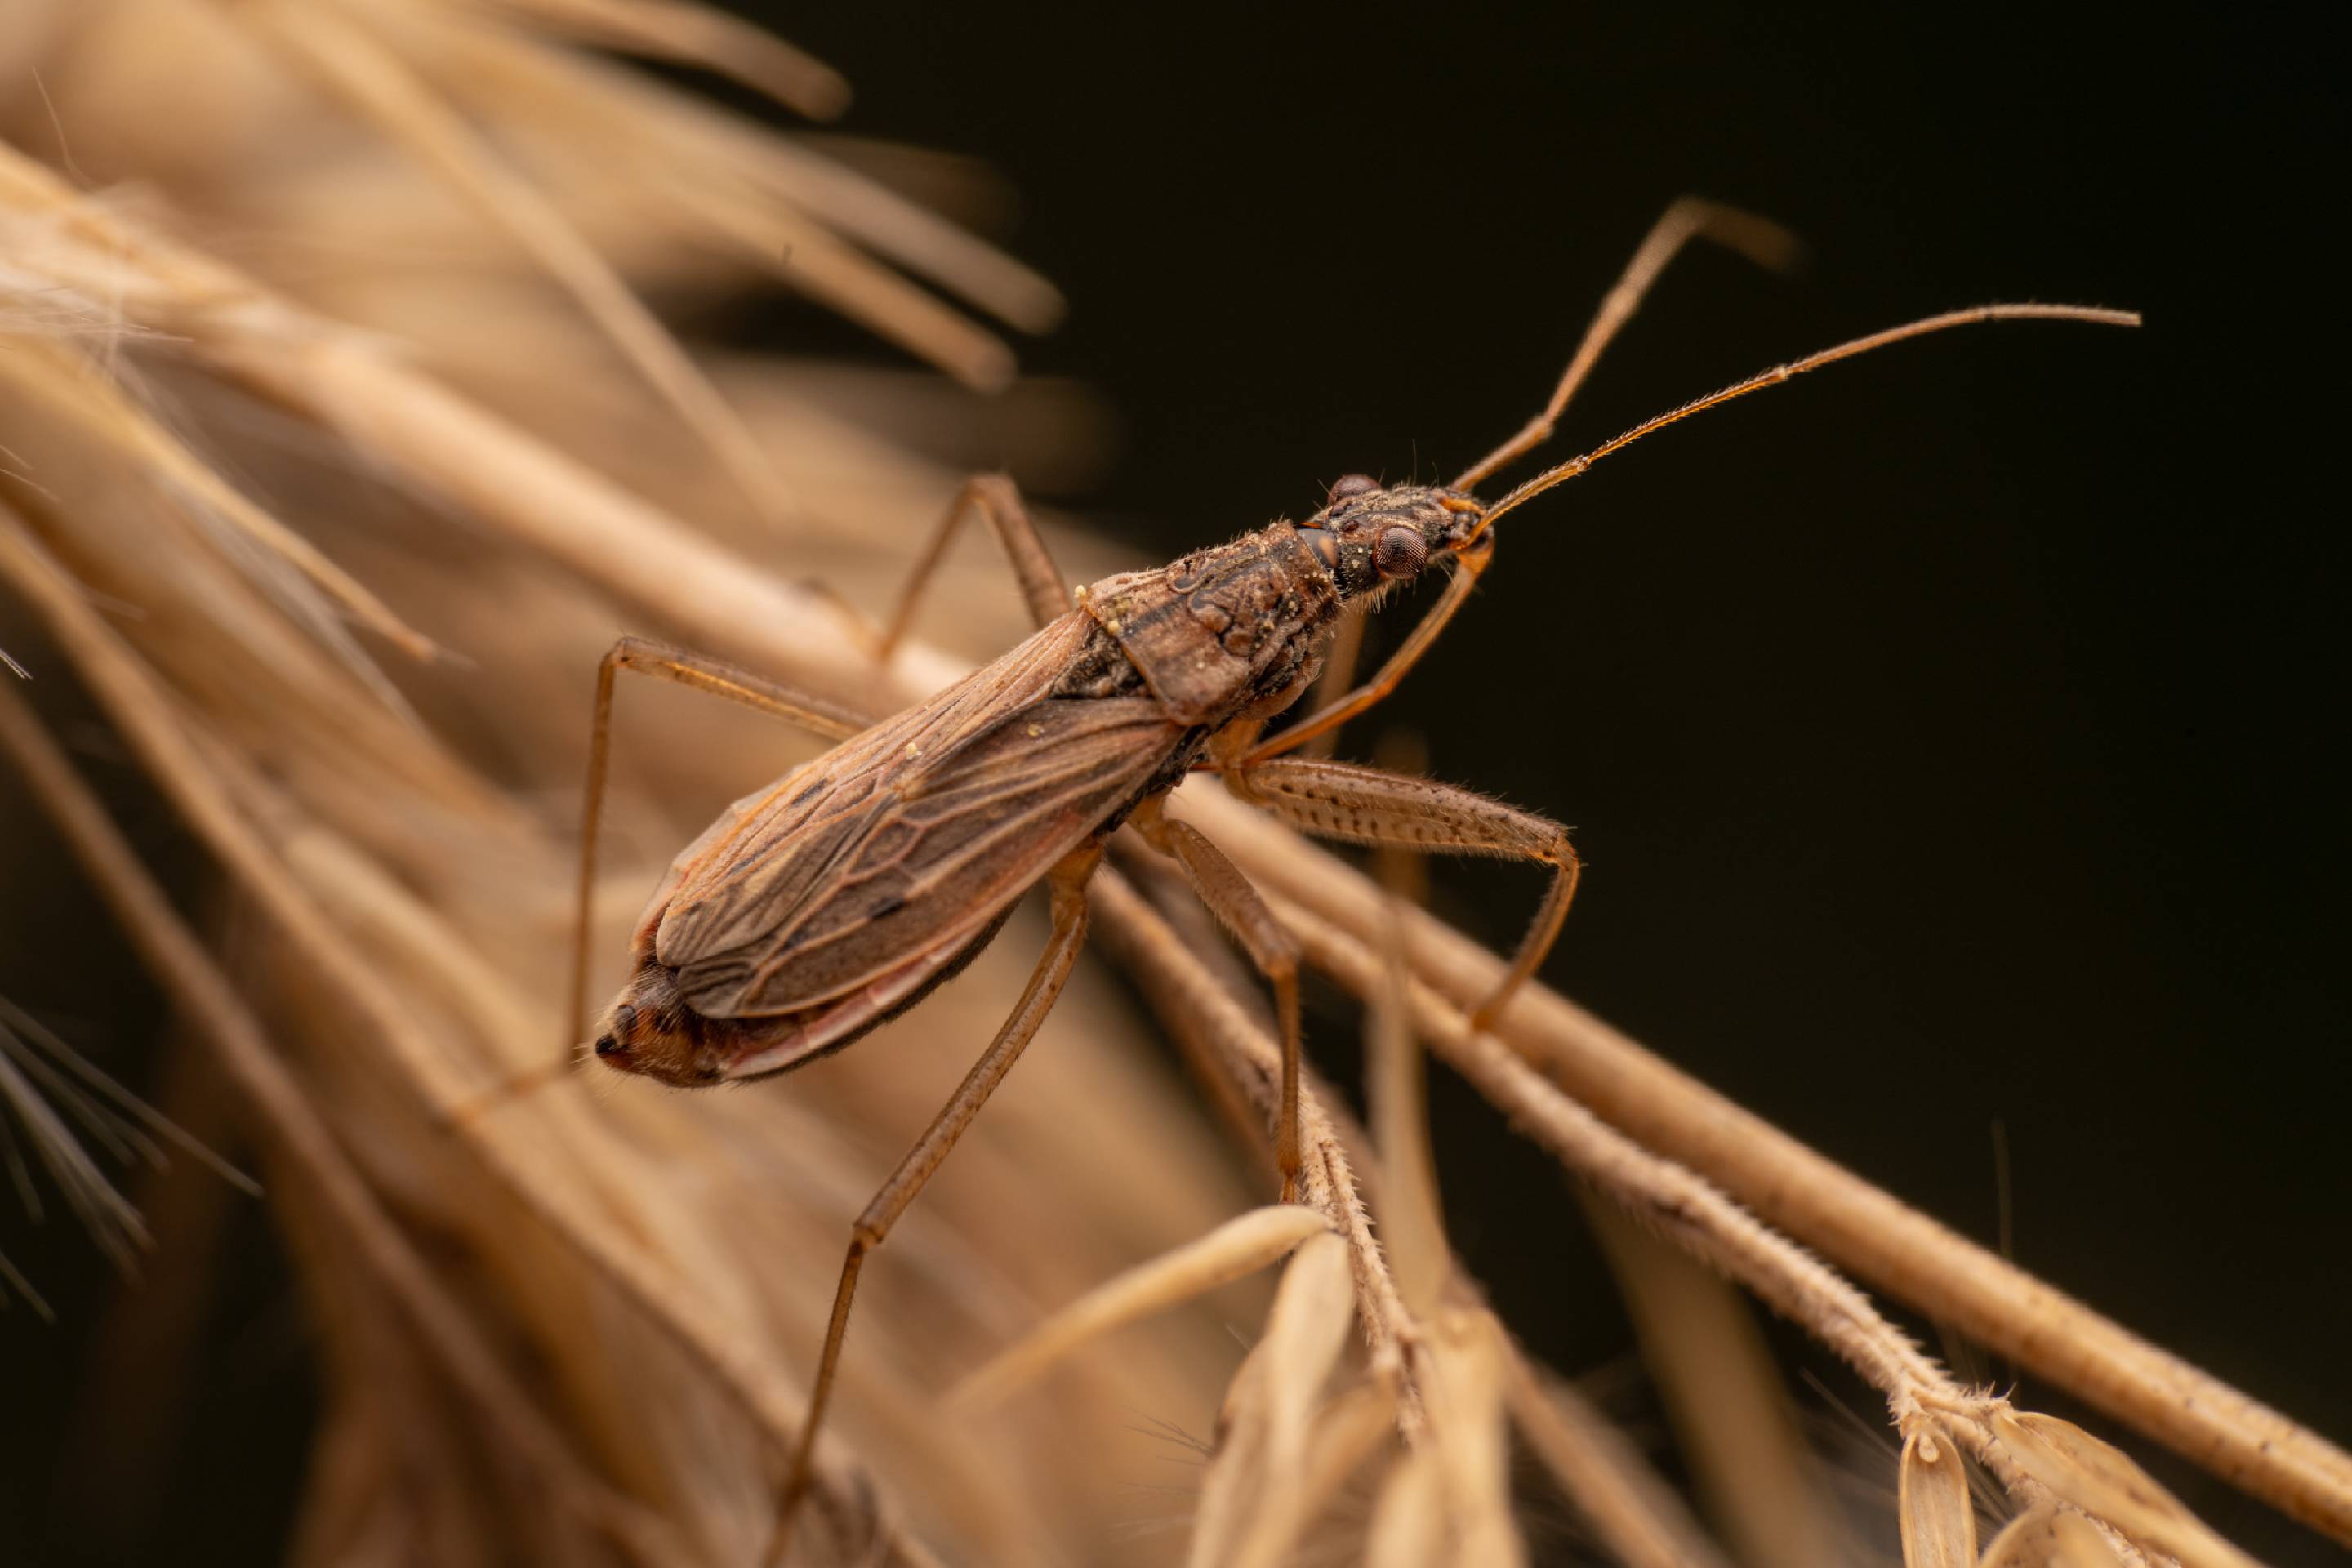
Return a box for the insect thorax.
[1077,524,1341,727]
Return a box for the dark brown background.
[4,2,2343,1562]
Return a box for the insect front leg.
[1225,756,1581,1031]
[1129,795,1305,1202]
[877,474,1071,657]
[767,840,1102,1566]
[1450,196,1800,491]
[1300,198,1797,751]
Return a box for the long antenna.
[1469,303,2140,539]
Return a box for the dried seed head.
[1989,1411,2261,1568]
[1978,1503,2127,1567]
[1898,1426,1978,1568]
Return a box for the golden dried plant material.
[0,333,437,681]
[241,0,800,525]
[1365,1448,1447,1568]
[1900,1426,1980,1568]
[1087,867,1428,1419]
[1229,1378,1397,1568]
[465,0,855,118]
[1588,1200,1849,1568]
[1988,1411,2261,1568]
[0,681,687,1562]
[1978,1504,2131,1568]
[1503,1350,1736,1568]
[1420,1306,1526,1568]
[6,8,2345,1565]
[0,9,1217,1555]
[1203,792,2352,1543]
[948,1204,1329,1413]
[1364,844,1450,1320]
[1183,1235,1357,1568]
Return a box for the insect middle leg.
[767,840,1102,1566]
[1129,795,1306,1200]
[876,474,1071,657]
[1223,754,1581,1030]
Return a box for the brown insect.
[563,201,2135,1556]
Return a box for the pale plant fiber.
[1,4,2344,1566]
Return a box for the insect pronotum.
[559,200,2135,1558]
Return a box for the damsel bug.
[561,201,2134,1555]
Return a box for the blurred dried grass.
[0,4,1233,1562]
[2,4,2346,1567]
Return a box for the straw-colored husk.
[4,5,2345,1566]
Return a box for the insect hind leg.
[766,840,1101,1565]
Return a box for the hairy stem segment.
[1188,799,2352,1544]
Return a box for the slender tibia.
[766,841,1102,1565]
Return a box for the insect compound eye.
[1374,525,1428,580]
[1327,473,1380,504]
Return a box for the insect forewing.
[650,612,1180,1019]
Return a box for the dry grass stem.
[1586,1199,1849,1568]
[1502,1350,1737,1568]
[1415,1305,1526,1567]
[1177,795,2352,1544]
[0,505,917,1556]
[1988,1410,2262,1568]
[1364,849,1450,1321]
[243,0,800,527]
[416,13,1062,343]
[1229,1379,1398,1568]
[947,1203,1330,1414]
[1087,864,1427,1420]
[1364,1447,1446,1568]
[0,335,437,665]
[469,0,856,118]
[1272,884,1958,1423]
[0,680,689,1562]
[2,11,1212,1552]
[1262,884,2285,1562]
